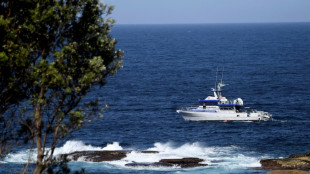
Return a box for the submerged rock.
[159,158,207,168]
[126,158,207,168]
[125,162,174,168]
[140,150,159,154]
[159,157,204,164]
[260,152,310,170]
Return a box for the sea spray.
[3,140,122,163]
[107,142,262,169]
[3,140,262,170]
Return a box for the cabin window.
[219,106,234,110]
[204,101,218,106]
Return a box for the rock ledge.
[260,152,310,170]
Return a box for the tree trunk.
[33,88,45,174]
[33,120,45,174]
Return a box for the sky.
[103,0,310,24]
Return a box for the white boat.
[176,69,272,122]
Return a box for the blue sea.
[2,23,310,173]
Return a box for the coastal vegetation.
[1,0,309,174]
[0,0,123,173]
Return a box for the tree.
[0,0,123,173]
[0,0,36,160]
[0,0,35,115]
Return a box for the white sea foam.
[109,142,261,169]
[3,140,261,170]
[53,141,123,156]
[4,140,122,163]
[108,142,214,168]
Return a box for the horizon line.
[113,21,310,25]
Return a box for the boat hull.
[176,110,271,121]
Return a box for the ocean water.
[2,23,310,173]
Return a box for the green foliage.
[47,155,85,174]
[0,0,123,172]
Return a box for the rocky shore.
[62,150,207,168]
[260,152,310,173]
[267,170,310,174]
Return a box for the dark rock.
[125,158,207,168]
[159,158,204,164]
[63,151,207,168]
[289,153,310,159]
[267,170,310,174]
[159,158,207,168]
[178,163,208,168]
[140,151,159,154]
[260,159,285,170]
[125,162,174,168]
[65,150,128,162]
[260,152,310,170]
[62,150,158,162]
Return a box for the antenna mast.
[214,66,218,90]
[220,67,224,84]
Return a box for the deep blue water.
[2,23,310,173]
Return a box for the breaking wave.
[3,140,264,170]
[4,141,122,163]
